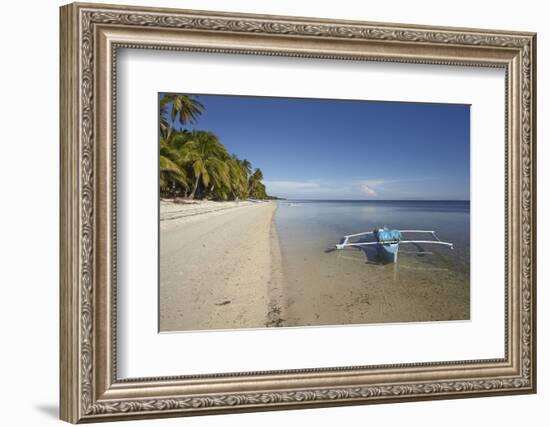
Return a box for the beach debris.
[215,300,231,306]
[266,305,285,327]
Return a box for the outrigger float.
[335,227,454,264]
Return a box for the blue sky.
[164,94,470,200]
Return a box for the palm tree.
[181,131,231,199]
[250,181,268,199]
[159,137,189,197]
[157,95,272,201]
[248,168,264,198]
[239,159,252,178]
[226,156,249,200]
[160,155,188,196]
[160,94,205,139]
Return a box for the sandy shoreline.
[160,199,267,227]
[159,200,284,331]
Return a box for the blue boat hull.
[377,243,399,263]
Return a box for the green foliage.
[159,155,187,188]
[159,95,271,201]
[160,94,205,139]
[249,181,268,199]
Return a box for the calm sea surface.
[272,200,470,325]
[276,200,469,266]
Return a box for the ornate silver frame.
[60,2,537,423]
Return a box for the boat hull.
[377,243,399,263]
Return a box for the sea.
[276,200,470,266]
[272,200,470,326]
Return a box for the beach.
[160,200,470,332]
[159,200,284,331]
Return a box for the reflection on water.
[273,200,470,326]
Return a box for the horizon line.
[279,198,470,202]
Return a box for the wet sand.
[159,200,284,331]
[278,244,470,327]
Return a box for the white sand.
[159,200,284,331]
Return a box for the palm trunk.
[171,180,177,199]
[248,180,256,198]
[189,174,201,199]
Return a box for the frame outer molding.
[60,2,536,423]
[60,4,81,423]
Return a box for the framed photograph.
[60,2,537,423]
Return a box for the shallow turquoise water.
[272,200,470,326]
[275,200,470,269]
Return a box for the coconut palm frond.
[161,94,205,128]
[160,155,188,187]
[160,155,183,175]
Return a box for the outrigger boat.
[335,227,454,264]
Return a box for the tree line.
[159,94,270,200]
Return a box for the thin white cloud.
[359,184,377,196]
[357,178,434,197]
[264,177,440,199]
[264,180,350,198]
